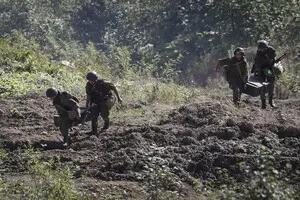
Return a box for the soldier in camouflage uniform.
[216,47,248,106]
[252,40,277,109]
[85,71,122,136]
[46,87,81,146]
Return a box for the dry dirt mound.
[0,94,300,196]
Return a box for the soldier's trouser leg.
[99,102,110,130]
[260,89,267,109]
[232,81,242,105]
[232,88,239,105]
[60,119,71,144]
[91,117,98,133]
[260,83,267,109]
[90,104,100,134]
[267,77,276,107]
[260,86,267,101]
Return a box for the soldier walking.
[252,40,277,109]
[216,47,248,106]
[85,71,122,136]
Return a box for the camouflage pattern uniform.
[253,46,276,108]
[52,91,80,144]
[85,79,117,134]
[218,56,248,105]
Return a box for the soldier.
[46,88,81,146]
[85,71,122,136]
[252,40,277,109]
[216,47,248,106]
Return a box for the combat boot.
[102,119,110,130]
[233,101,240,107]
[261,99,266,109]
[269,98,276,108]
[89,125,97,135]
[88,118,98,135]
[63,136,71,147]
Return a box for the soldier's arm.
[54,104,66,116]
[86,95,91,107]
[242,61,249,83]
[217,58,231,72]
[218,58,230,67]
[107,82,122,104]
[267,47,276,61]
[254,55,268,75]
[69,99,81,119]
[85,83,92,107]
[61,92,81,119]
[215,58,230,72]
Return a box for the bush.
[0,148,90,200]
[196,146,300,200]
[142,165,184,200]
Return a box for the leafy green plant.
[143,167,184,200]
[0,149,8,160]
[199,146,300,200]
[0,148,90,200]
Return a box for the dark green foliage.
[1,0,300,91]
[194,147,300,200]
[0,148,88,200]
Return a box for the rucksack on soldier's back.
[105,95,116,109]
[273,62,284,76]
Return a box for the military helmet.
[46,87,58,98]
[257,40,268,49]
[234,47,245,56]
[86,71,98,81]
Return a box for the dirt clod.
[0,96,300,198]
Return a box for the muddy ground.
[0,93,300,199]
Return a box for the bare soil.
[0,93,299,199]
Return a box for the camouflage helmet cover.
[46,87,58,98]
[257,40,268,49]
[86,71,98,81]
[234,47,245,56]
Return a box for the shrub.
[0,148,90,200]
[197,146,300,200]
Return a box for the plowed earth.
[0,93,299,199]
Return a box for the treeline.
[1,0,300,86]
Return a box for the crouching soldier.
[216,47,248,106]
[85,71,122,136]
[46,87,81,146]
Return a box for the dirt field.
[0,93,299,199]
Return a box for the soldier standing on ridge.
[252,40,277,109]
[85,71,122,137]
[46,87,81,146]
[216,47,248,106]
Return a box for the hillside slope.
[0,93,299,198]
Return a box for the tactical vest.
[86,80,113,103]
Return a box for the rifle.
[271,52,290,78]
[271,52,288,65]
[251,52,289,74]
